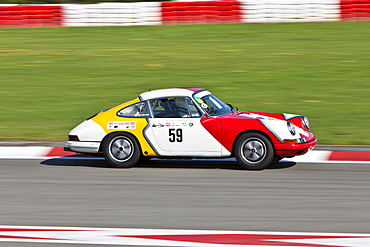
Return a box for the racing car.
[65,88,317,169]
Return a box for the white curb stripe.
[0,147,369,164]
[0,147,52,159]
[284,150,332,163]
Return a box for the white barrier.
[62,3,162,27]
[240,0,340,23]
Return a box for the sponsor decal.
[107,121,137,130]
[164,120,193,128]
[194,96,204,104]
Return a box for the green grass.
[0,22,369,144]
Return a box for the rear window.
[117,101,150,118]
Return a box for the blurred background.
[0,0,369,144]
[1,2,370,243]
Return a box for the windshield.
[193,91,232,116]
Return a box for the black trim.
[191,88,207,96]
[142,118,160,156]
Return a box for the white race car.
[65,88,317,169]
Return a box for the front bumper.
[65,141,101,154]
[274,138,317,157]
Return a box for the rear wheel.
[234,132,274,170]
[102,132,140,168]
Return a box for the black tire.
[102,132,141,168]
[272,156,283,163]
[234,132,274,170]
[138,156,152,165]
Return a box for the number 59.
[169,128,183,142]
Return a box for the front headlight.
[302,116,310,130]
[287,122,296,135]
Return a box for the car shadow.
[40,158,110,168]
[266,160,297,169]
[40,157,296,170]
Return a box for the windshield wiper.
[226,103,238,112]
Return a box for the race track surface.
[1,158,370,246]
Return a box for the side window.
[149,97,201,118]
[149,99,166,118]
[149,98,179,118]
[117,101,150,118]
[186,98,201,118]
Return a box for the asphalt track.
[1,158,370,247]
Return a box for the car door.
[144,97,224,157]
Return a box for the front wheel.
[102,132,141,168]
[234,132,274,170]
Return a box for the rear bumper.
[65,141,100,154]
[274,138,317,157]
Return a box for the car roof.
[139,88,205,100]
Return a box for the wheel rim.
[109,136,133,162]
[241,138,266,164]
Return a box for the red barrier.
[0,5,62,28]
[341,0,370,21]
[161,0,241,25]
[1,1,369,28]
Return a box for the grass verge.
[0,22,369,144]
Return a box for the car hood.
[218,111,312,142]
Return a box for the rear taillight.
[68,135,79,141]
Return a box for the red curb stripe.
[45,147,72,157]
[120,234,367,247]
[1,226,370,246]
[329,151,370,161]
[45,147,95,158]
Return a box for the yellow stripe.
[91,98,157,157]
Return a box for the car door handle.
[152,124,164,128]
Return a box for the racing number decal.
[148,118,224,155]
[169,128,183,142]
